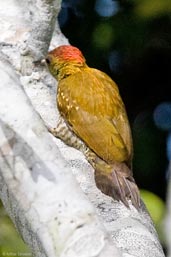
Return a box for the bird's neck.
[57,62,87,81]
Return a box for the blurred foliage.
[92,22,114,49]
[132,111,167,197]
[133,0,171,18]
[0,201,32,257]
[140,189,166,245]
[140,189,165,225]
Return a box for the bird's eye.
[46,57,51,64]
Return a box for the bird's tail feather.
[95,163,140,209]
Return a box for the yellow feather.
[57,67,132,165]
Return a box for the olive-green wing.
[57,68,133,164]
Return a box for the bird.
[45,45,140,209]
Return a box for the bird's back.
[57,67,133,166]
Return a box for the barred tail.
[94,162,140,209]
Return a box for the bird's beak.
[41,59,46,65]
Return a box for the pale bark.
[0,0,165,257]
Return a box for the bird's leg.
[47,117,81,149]
[47,119,119,176]
[47,116,91,152]
[47,117,101,168]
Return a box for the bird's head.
[45,45,86,80]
